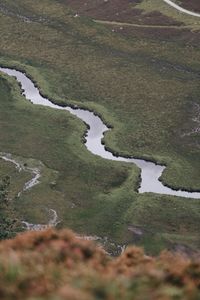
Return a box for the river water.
[0,67,200,199]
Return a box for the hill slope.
[0,0,200,254]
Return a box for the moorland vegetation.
[0,229,200,300]
[0,0,200,254]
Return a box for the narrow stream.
[0,152,41,193]
[22,209,59,231]
[0,67,200,199]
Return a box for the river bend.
[0,67,200,199]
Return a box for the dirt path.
[94,19,188,29]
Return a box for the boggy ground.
[0,229,200,300]
[0,0,200,254]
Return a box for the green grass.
[0,71,138,249]
[0,0,200,254]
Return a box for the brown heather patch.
[178,0,200,13]
[0,229,199,299]
[110,25,200,46]
[58,0,182,26]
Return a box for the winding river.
[0,67,200,199]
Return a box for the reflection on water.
[0,67,200,199]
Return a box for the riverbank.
[0,0,200,254]
[1,66,200,199]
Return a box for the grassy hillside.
[0,0,200,254]
[0,229,200,300]
[0,70,137,254]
